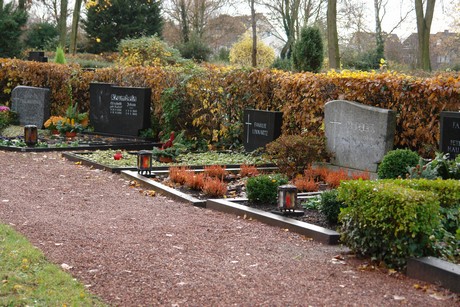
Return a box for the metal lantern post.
[137,150,153,175]
[278,184,298,212]
[24,125,38,147]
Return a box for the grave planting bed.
[121,170,340,245]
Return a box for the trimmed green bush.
[338,180,441,269]
[377,149,420,179]
[246,174,288,205]
[319,189,345,225]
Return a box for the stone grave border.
[120,168,459,293]
[121,170,340,245]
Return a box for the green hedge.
[338,180,441,269]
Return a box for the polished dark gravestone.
[28,51,48,62]
[11,86,50,128]
[243,109,283,152]
[325,100,396,172]
[89,83,151,137]
[440,111,460,159]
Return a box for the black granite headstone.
[243,109,283,152]
[28,51,48,62]
[440,111,460,159]
[89,83,151,137]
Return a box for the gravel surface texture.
[0,151,458,306]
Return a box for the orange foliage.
[204,165,227,179]
[202,177,227,197]
[169,166,189,185]
[293,176,318,192]
[184,172,205,190]
[239,164,259,177]
[324,169,349,188]
[351,171,371,180]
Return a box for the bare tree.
[69,0,82,54]
[415,0,435,71]
[165,0,226,42]
[327,0,339,69]
[261,0,325,59]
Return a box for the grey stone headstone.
[440,111,460,159]
[243,109,283,152]
[89,83,151,137]
[325,100,396,172]
[11,86,51,128]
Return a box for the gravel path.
[0,151,458,306]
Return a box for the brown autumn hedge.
[1,58,459,156]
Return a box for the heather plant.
[184,172,205,190]
[239,164,259,178]
[204,165,227,180]
[202,177,227,197]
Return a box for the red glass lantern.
[278,184,298,212]
[137,150,152,175]
[24,125,38,147]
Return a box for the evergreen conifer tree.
[292,27,324,73]
[83,0,163,53]
[0,3,27,58]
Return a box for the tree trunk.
[69,0,82,55]
[251,0,257,67]
[327,0,340,69]
[415,0,435,71]
[374,0,384,60]
[58,0,68,48]
[18,0,26,10]
[180,0,189,42]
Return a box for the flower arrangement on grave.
[44,116,65,133]
[56,102,89,135]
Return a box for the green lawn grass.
[0,224,106,306]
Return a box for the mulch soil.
[0,151,458,306]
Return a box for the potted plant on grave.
[152,131,187,162]
[56,102,89,137]
[44,116,65,135]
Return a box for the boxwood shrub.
[246,173,288,205]
[337,180,441,269]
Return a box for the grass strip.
[0,224,106,306]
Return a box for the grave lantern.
[137,150,152,175]
[278,184,297,212]
[24,125,38,147]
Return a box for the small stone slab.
[243,109,283,152]
[325,100,396,172]
[407,257,460,293]
[11,85,50,128]
[440,111,460,159]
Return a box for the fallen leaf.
[393,295,405,301]
[61,263,73,270]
